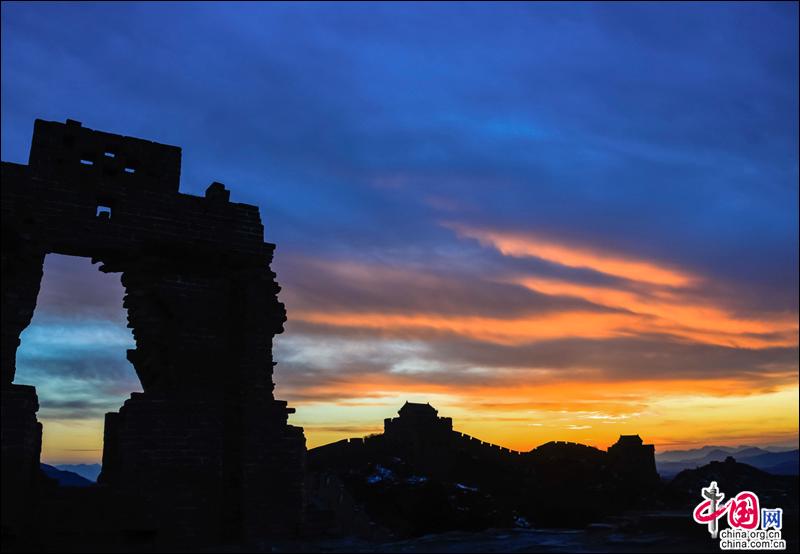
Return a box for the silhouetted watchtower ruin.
[384,401,453,444]
[1,119,305,544]
[607,434,660,491]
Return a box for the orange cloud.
[270,233,798,455]
[448,224,695,287]
[279,369,798,453]
[515,276,798,346]
[293,309,796,349]
[425,224,797,347]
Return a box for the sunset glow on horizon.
[24,224,799,463]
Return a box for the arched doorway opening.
[15,253,139,483]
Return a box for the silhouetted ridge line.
[307,402,661,536]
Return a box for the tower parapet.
[607,434,660,489]
[384,401,453,442]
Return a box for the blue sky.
[2,2,798,461]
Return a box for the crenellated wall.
[307,404,662,535]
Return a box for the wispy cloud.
[448,224,696,287]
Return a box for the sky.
[1,1,798,464]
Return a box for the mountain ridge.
[40,464,94,487]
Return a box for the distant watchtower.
[384,401,453,446]
[398,401,439,419]
[607,434,659,490]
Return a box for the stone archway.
[1,119,305,544]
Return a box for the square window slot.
[96,205,112,219]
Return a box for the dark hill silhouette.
[52,463,101,482]
[663,456,799,551]
[664,456,798,514]
[307,402,660,538]
[766,459,800,475]
[40,464,93,487]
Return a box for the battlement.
[29,119,182,193]
[606,434,659,487]
[536,440,591,448]
[608,434,655,455]
[315,410,659,478]
[450,432,524,463]
[2,119,270,266]
[615,434,644,446]
[384,400,453,438]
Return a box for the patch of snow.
[514,516,531,528]
[367,464,395,484]
[455,483,478,492]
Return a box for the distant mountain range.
[50,463,102,482]
[40,464,94,487]
[655,445,798,479]
[664,456,799,513]
[656,444,796,462]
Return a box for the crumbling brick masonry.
[1,119,305,544]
